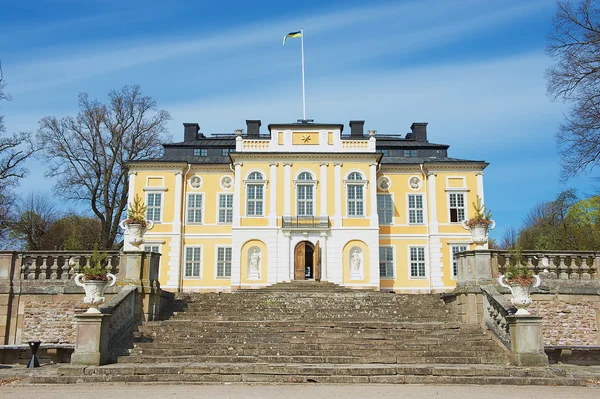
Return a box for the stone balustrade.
[481,285,512,349]
[17,251,121,281]
[242,139,271,151]
[493,250,600,280]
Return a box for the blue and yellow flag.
[282,31,302,46]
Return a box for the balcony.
[281,216,330,230]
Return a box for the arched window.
[296,172,315,216]
[346,172,365,216]
[246,171,265,216]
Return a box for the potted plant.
[497,246,541,315]
[461,195,495,248]
[119,194,154,250]
[72,245,117,313]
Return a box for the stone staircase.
[46,282,590,385]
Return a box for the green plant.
[504,244,535,286]
[78,244,110,281]
[465,195,493,228]
[124,194,148,227]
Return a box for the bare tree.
[9,192,57,250]
[499,225,519,250]
[547,0,600,179]
[0,62,36,233]
[36,85,171,249]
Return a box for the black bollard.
[27,341,41,368]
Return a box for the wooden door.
[314,240,320,281]
[294,242,305,280]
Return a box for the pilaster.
[283,162,292,217]
[369,162,378,227]
[333,162,342,226]
[233,162,242,227]
[319,162,328,217]
[269,162,278,226]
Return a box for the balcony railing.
[281,216,330,229]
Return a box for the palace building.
[126,119,488,293]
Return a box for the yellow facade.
[127,120,487,293]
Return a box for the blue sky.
[0,0,595,240]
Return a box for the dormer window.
[193,148,207,157]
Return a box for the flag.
[282,31,302,46]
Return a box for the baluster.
[105,256,114,274]
[569,256,580,280]
[501,254,510,275]
[21,256,28,279]
[28,257,38,280]
[580,256,591,280]
[50,256,59,280]
[548,256,558,279]
[62,255,73,280]
[558,256,569,279]
[39,256,48,280]
[525,254,535,276]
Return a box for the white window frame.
[409,246,427,279]
[143,245,161,254]
[245,171,266,217]
[193,148,207,156]
[407,194,424,225]
[215,246,232,278]
[451,245,468,279]
[295,171,317,216]
[379,246,395,279]
[186,193,204,224]
[145,192,163,223]
[184,246,202,278]
[448,192,466,223]
[217,193,234,224]
[377,194,393,225]
[345,171,366,217]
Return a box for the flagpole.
[300,27,306,120]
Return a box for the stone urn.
[119,219,154,250]
[497,274,541,315]
[74,273,117,313]
[461,219,495,249]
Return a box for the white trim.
[185,192,205,225]
[406,193,425,225]
[145,191,164,223]
[143,186,167,192]
[447,192,466,224]
[142,239,166,244]
[216,192,234,224]
[444,187,470,192]
[319,163,328,217]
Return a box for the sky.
[0,0,596,241]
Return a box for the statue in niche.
[249,249,261,276]
[351,250,361,271]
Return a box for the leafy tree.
[36,85,171,249]
[547,0,600,179]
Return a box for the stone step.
[39,363,585,386]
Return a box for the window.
[380,149,389,157]
[216,247,232,278]
[184,247,202,277]
[146,193,162,222]
[221,148,231,156]
[187,194,203,224]
[144,245,160,253]
[246,172,264,216]
[193,148,208,157]
[451,245,468,279]
[377,194,393,224]
[296,172,314,216]
[347,172,365,216]
[449,193,466,222]
[379,247,394,278]
[218,194,234,223]
[408,194,424,224]
[410,247,426,278]
[403,149,417,157]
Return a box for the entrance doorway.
[294,241,320,280]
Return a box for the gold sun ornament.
[301,134,311,143]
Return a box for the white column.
[427,172,438,234]
[233,162,242,227]
[319,162,328,217]
[283,162,292,217]
[426,171,443,290]
[369,162,378,227]
[320,232,328,281]
[333,162,342,226]
[123,171,137,252]
[286,232,293,280]
[476,171,484,204]
[269,162,278,226]
[166,170,184,289]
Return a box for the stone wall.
[21,294,94,344]
[530,294,600,346]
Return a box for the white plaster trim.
[143,186,168,191]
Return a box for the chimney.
[410,122,428,142]
[183,123,200,141]
[349,120,365,137]
[246,120,261,137]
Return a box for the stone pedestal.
[507,315,548,367]
[70,313,111,366]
